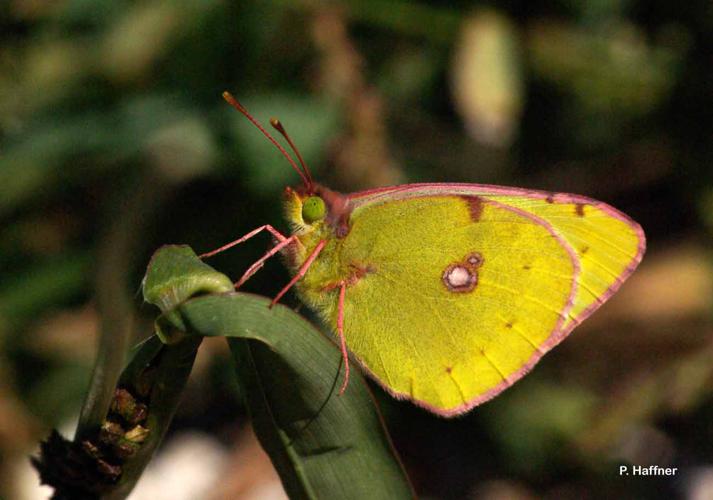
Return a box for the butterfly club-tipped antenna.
[222,91,313,191]
[269,117,314,191]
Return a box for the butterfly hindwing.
[484,193,645,331]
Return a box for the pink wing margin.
[346,182,646,417]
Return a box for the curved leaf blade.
[151,260,413,499]
[140,245,413,499]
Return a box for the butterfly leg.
[199,225,288,259]
[336,281,350,395]
[269,240,326,307]
[234,235,298,289]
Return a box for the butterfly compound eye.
[302,196,326,223]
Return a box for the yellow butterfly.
[204,92,645,417]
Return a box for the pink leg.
[199,225,287,259]
[269,240,326,307]
[234,235,297,289]
[336,281,350,395]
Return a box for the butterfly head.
[301,195,327,223]
[284,186,321,233]
[283,184,351,238]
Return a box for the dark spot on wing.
[467,254,483,266]
[460,195,483,222]
[545,193,555,204]
[575,203,586,217]
[445,366,453,374]
[580,246,590,255]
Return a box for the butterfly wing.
[350,184,646,339]
[329,184,644,416]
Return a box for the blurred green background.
[1,0,712,498]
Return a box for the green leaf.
[142,244,234,312]
[147,245,414,499]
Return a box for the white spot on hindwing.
[442,252,484,293]
[445,266,475,288]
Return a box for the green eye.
[302,196,326,223]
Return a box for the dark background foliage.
[1,0,712,498]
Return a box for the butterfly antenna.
[222,91,310,189]
[270,118,314,190]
